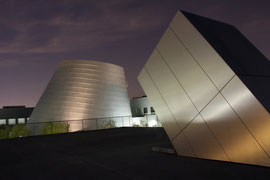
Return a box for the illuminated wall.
[130,96,155,117]
[29,60,131,131]
[138,10,270,166]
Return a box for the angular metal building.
[138,10,270,166]
[29,60,131,131]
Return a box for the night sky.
[0,0,269,107]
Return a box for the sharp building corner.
[138,10,270,167]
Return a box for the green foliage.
[9,124,32,138]
[0,125,32,139]
[40,123,52,135]
[98,119,116,129]
[132,119,148,127]
[41,122,69,135]
[0,125,12,139]
[140,119,148,127]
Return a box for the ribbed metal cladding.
[29,60,131,131]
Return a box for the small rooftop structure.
[0,106,34,125]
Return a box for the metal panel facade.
[183,114,229,161]
[172,133,195,157]
[221,76,270,156]
[169,11,235,90]
[29,60,131,131]
[200,93,270,166]
[138,68,181,140]
[138,10,270,166]
[156,28,218,111]
[145,50,198,129]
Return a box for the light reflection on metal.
[138,10,270,166]
[29,60,131,131]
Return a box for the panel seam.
[156,48,201,113]
[199,114,231,161]
[220,78,270,159]
[156,47,231,159]
[144,67,183,132]
[155,48,202,141]
[172,75,236,161]
[168,26,235,91]
[183,132,197,157]
[156,48,218,137]
[144,67,196,156]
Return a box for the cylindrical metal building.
[28,60,131,132]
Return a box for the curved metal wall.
[29,60,131,131]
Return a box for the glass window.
[18,118,25,124]
[135,108,142,116]
[0,119,6,125]
[143,107,148,114]
[151,107,155,114]
[8,118,16,125]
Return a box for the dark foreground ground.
[1,127,270,180]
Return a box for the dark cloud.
[0,0,172,55]
[0,25,19,43]
[0,0,269,106]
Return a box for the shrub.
[0,125,11,139]
[140,119,148,127]
[0,125,32,139]
[41,122,69,135]
[98,119,116,129]
[9,124,32,138]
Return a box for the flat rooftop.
[0,127,270,179]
